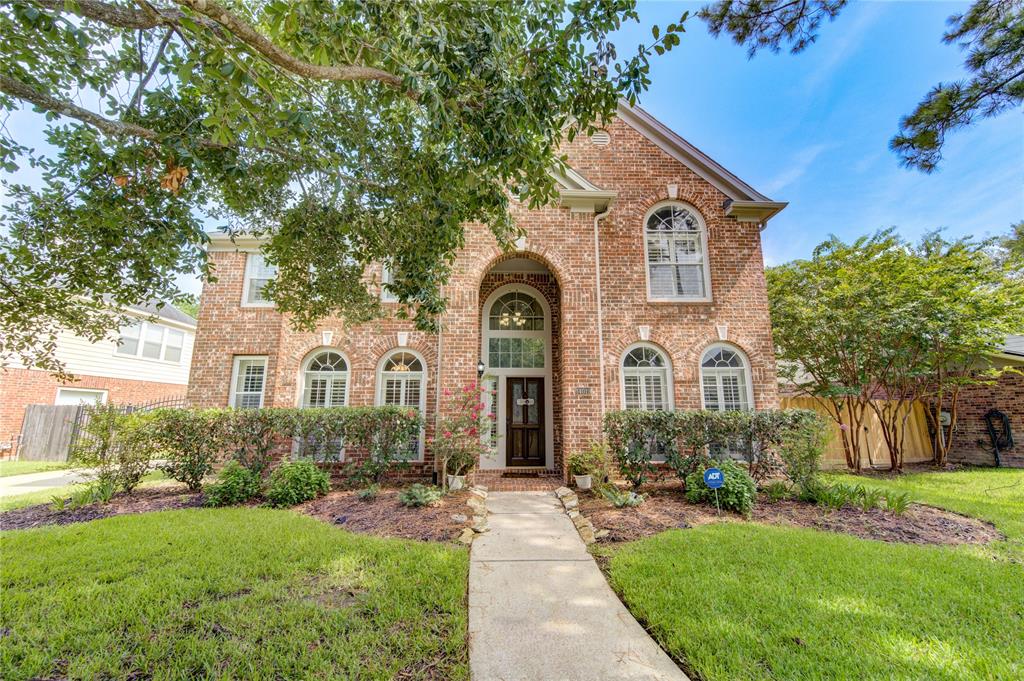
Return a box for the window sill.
[646,297,714,304]
[240,302,277,309]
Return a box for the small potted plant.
[445,448,475,491]
[568,442,608,491]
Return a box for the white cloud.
[760,143,831,195]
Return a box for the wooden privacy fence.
[780,396,935,470]
[16,397,188,462]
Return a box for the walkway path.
[0,469,90,498]
[469,491,688,681]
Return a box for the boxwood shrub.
[684,460,757,516]
[204,461,263,507]
[265,461,330,508]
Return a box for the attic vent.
[590,130,611,146]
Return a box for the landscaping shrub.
[287,407,348,463]
[431,382,489,485]
[71,406,158,494]
[342,407,422,483]
[356,483,380,501]
[223,408,281,473]
[600,485,645,508]
[604,410,676,489]
[568,441,610,479]
[685,461,757,516]
[762,480,792,503]
[398,484,443,508]
[204,461,263,507]
[151,409,225,491]
[884,491,912,516]
[775,409,829,491]
[265,461,330,508]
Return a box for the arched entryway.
[478,257,562,472]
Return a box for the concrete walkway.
[0,469,90,498]
[469,491,688,681]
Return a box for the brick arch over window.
[467,242,571,290]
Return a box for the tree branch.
[0,73,161,141]
[173,0,409,90]
[129,28,173,113]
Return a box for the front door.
[505,377,545,466]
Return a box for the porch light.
[477,360,485,378]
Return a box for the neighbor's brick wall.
[188,114,780,480]
[0,368,185,442]
[948,371,1024,467]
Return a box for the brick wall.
[949,371,1024,467]
[0,368,185,443]
[188,115,780,480]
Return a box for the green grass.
[0,471,168,511]
[0,508,469,680]
[0,460,72,477]
[607,523,1024,681]
[824,468,1024,539]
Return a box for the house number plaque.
[516,398,536,406]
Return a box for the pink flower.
[444,430,452,438]
[468,427,478,437]
[839,423,850,432]
[487,413,495,419]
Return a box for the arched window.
[301,351,349,408]
[644,203,710,301]
[376,350,426,460]
[621,344,672,411]
[701,345,753,411]
[486,290,546,368]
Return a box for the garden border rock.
[555,486,599,544]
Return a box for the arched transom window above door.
[301,351,349,408]
[701,344,753,411]
[486,290,546,369]
[621,344,672,411]
[644,202,711,301]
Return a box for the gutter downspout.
[594,206,611,418]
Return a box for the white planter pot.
[447,474,466,491]
[574,474,592,490]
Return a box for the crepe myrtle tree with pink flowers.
[431,382,492,491]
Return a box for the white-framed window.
[242,253,278,307]
[380,264,398,303]
[115,321,186,364]
[230,356,268,408]
[301,351,349,408]
[55,388,108,406]
[644,202,711,301]
[621,344,672,411]
[486,290,546,369]
[376,350,426,461]
[700,344,754,412]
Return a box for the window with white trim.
[377,351,425,460]
[380,264,398,303]
[644,203,709,300]
[302,351,349,408]
[621,345,671,411]
[116,321,186,363]
[242,253,277,306]
[701,345,752,411]
[231,356,267,408]
[55,388,107,406]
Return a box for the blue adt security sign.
[703,467,724,489]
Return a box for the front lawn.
[606,523,1023,681]
[0,460,72,477]
[825,467,1024,541]
[0,471,168,512]
[1,508,469,680]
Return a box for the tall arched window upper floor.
[643,201,712,303]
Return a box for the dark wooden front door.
[506,377,545,466]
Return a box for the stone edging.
[457,486,489,544]
[554,486,607,544]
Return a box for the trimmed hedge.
[604,408,828,489]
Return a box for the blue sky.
[3,1,1021,294]
[618,0,1023,266]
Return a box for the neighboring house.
[949,336,1024,467]
[0,302,196,445]
[187,102,786,480]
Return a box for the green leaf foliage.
[204,460,263,507]
[0,0,688,374]
[265,460,330,508]
[684,460,756,516]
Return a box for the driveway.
[0,469,91,498]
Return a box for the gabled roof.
[552,101,786,223]
[127,300,197,328]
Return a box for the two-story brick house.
[187,102,786,481]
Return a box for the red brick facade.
[948,371,1024,467]
[188,110,781,480]
[0,368,186,444]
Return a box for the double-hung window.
[242,253,278,307]
[377,351,425,461]
[116,321,186,363]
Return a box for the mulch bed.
[298,488,475,542]
[578,485,1000,547]
[0,485,204,531]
